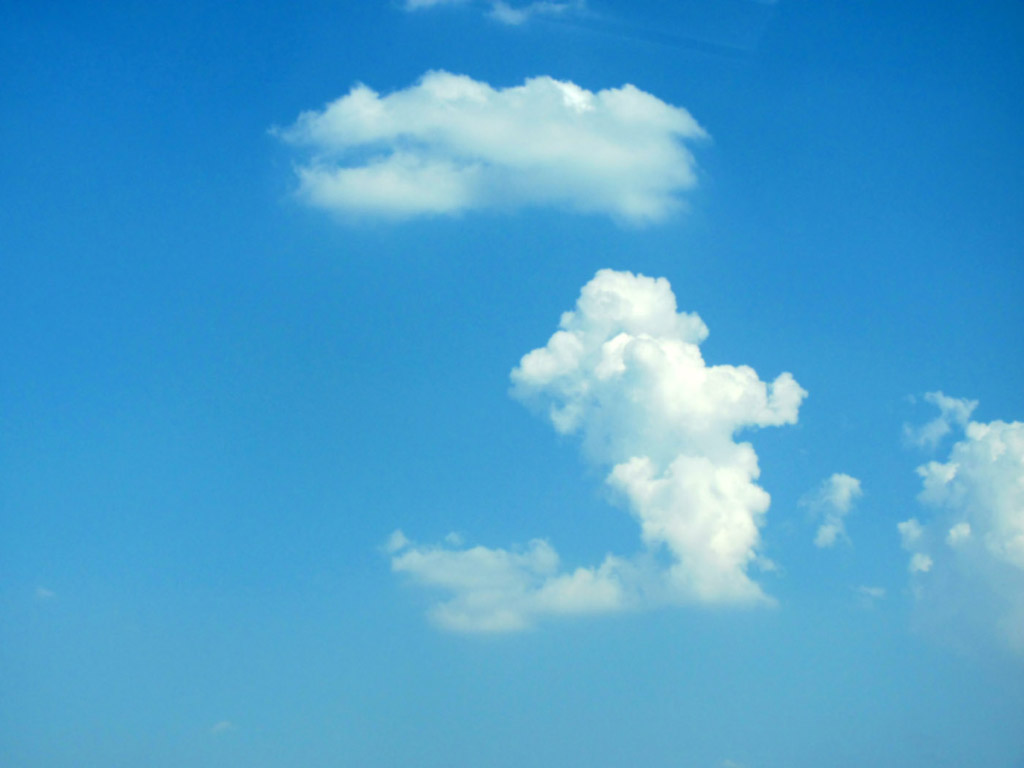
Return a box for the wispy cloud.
[855,585,886,608]
[34,586,57,600]
[391,269,806,631]
[275,71,706,223]
[802,473,862,548]
[210,721,234,735]
[903,391,977,449]
[403,0,585,26]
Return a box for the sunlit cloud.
[403,0,585,26]
[802,472,862,548]
[275,71,706,223]
[902,397,1024,651]
[903,391,977,449]
[391,269,805,631]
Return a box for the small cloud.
[855,586,886,609]
[801,473,862,548]
[898,518,933,574]
[403,0,585,26]
[947,522,971,546]
[909,552,933,574]
[897,518,924,548]
[489,0,580,25]
[210,721,234,735]
[386,529,410,554]
[903,391,977,449]
[34,586,56,600]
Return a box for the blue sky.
[2,1,1023,766]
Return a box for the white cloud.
[210,721,234,735]
[898,517,924,549]
[801,472,862,548]
[34,586,56,600]
[391,270,806,631]
[903,391,977,449]
[390,533,628,632]
[403,0,583,26]
[947,522,971,546]
[917,418,1024,570]
[404,0,465,8]
[855,585,886,607]
[909,552,933,574]
[898,517,933,573]
[489,1,579,25]
[904,398,1024,651]
[275,71,707,223]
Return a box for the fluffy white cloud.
[275,71,707,223]
[391,270,806,630]
[903,398,1024,651]
[903,391,978,449]
[897,517,933,573]
[390,534,628,632]
[802,473,862,548]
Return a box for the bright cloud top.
[802,473,863,548]
[903,395,1024,650]
[391,270,806,631]
[276,71,707,223]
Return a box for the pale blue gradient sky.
[2,1,1023,766]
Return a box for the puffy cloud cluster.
[801,472,863,548]
[391,270,806,631]
[901,395,1024,651]
[275,71,707,223]
[388,533,628,632]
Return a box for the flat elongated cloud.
[903,396,1024,651]
[802,473,862,548]
[403,0,583,26]
[275,71,707,223]
[391,270,806,631]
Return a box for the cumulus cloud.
[903,391,978,449]
[391,269,806,631]
[802,473,862,548]
[390,534,628,632]
[275,71,707,223]
[903,397,1024,651]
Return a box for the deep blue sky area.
[2,2,1023,767]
